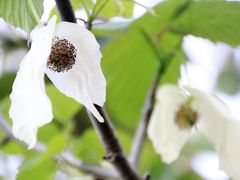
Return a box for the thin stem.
[76,18,87,24]
[86,0,109,30]
[27,0,43,26]
[56,152,119,179]
[129,73,160,168]
[54,1,141,179]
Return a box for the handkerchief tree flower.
[9,17,106,149]
[147,84,240,179]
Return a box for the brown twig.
[88,106,141,180]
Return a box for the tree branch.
[88,106,141,180]
[55,151,118,179]
[54,0,141,179]
[129,74,160,168]
[55,0,76,23]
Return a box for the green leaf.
[102,29,158,130]
[46,85,82,124]
[139,140,167,179]
[0,72,15,100]
[172,1,240,45]
[95,0,134,18]
[70,129,104,164]
[0,96,11,123]
[131,0,191,34]
[1,141,36,157]
[133,0,240,45]
[160,49,185,85]
[17,134,67,180]
[44,134,67,157]
[75,0,94,10]
[0,0,44,32]
[17,157,57,180]
[38,123,61,144]
[49,7,60,23]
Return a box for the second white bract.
[9,17,106,149]
[148,84,240,179]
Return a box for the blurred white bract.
[0,153,22,180]
[148,84,240,179]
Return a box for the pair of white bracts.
[9,16,240,179]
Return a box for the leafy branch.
[55,0,141,179]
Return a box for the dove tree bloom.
[9,17,106,149]
[147,84,240,179]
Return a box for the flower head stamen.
[47,37,77,72]
[175,105,198,129]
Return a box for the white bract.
[9,17,106,149]
[148,84,240,179]
[0,153,22,180]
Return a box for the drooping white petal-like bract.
[9,18,106,148]
[45,22,106,123]
[148,84,240,179]
[9,18,56,148]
